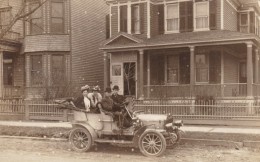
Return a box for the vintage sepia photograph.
[0,0,260,161]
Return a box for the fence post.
[24,99,30,120]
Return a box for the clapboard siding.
[70,0,108,90]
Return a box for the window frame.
[51,54,66,85]
[0,7,11,30]
[50,0,65,34]
[132,5,141,34]
[166,54,180,84]
[29,2,43,35]
[195,54,209,83]
[30,55,43,86]
[165,3,179,33]
[194,1,210,31]
[239,12,249,33]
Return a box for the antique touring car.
[56,99,183,157]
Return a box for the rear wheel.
[138,130,166,157]
[166,131,180,149]
[69,127,93,152]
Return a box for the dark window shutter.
[158,4,164,34]
[120,5,127,32]
[187,1,193,32]
[210,0,217,30]
[179,2,186,32]
[180,1,193,32]
[140,3,145,34]
[105,14,110,39]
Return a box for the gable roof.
[102,32,143,46]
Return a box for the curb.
[1,135,260,149]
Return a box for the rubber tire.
[166,131,181,149]
[69,127,93,152]
[138,130,166,157]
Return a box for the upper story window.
[194,1,209,31]
[30,2,43,35]
[0,7,11,30]
[120,5,127,32]
[239,13,248,33]
[51,0,64,33]
[132,5,140,34]
[166,3,179,32]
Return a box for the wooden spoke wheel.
[138,130,166,157]
[69,127,93,152]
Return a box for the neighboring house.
[101,0,260,103]
[0,0,108,99]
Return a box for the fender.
[133,126,147,147]
[71,123,98,145]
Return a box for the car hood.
[136,114,167,122]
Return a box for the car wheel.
[166,131,180,149]
[69,127,93,152]
[138,130,166,157]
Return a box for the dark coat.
[111,94,125,112]
[73,96,88,109]
[101,96,113,111]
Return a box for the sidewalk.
[0,121,260,148]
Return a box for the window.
[195,1,209,30]
[51,1,64,33]
[30,3,43,35]
[51,55,65,85]
[240,13,248,33]
[166,4,179,32]
[3,54,13,86]
[31,55,43,86]
[0,7,11,30]
[112,65,122,76]
[120,5,127,32]
[196,52,221,83]
[132,5,140,34]
[167,55,179,83]
[196,54,208,82]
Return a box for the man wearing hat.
[72,85,91,112]
[111,85,125,112]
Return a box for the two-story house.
[101,0,260,106]
[0,0,108,99]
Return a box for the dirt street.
[0,138,259,162]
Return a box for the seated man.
[100,87,113,112]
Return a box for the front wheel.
[138,130,166,157]
[69,127,93,152]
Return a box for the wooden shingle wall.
[223,0,238,31]
[70,0,108,90]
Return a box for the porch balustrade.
[144,83,248,98]
[2,86,24,99]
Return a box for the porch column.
[103,52,109,89]
[139,49,144,99]
[189,46,195,96]
[246,42,253,97]
[147,54,151,98]
[0,51,3,98]
[255,48,259,84]
[189,46,195,114]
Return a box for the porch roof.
[100,30,260,51]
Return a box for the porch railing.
[144,83,247,98]
[134,99,260,120]
[2,86,24,99]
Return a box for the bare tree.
[0,0,48,39]
[123,63,136,96]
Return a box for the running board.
[94,139,133,145]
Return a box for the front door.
[123,62,136,96]
[111,63,124,95]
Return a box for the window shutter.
[140,3,145,34]
[209,0,217,30]
[179,2,186,32]
[120,5,127,32]
[106,14,110,39]
[180,1,193,32]
[158,4,164,34]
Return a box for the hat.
[112,85,119,90]
[92,85,101,91]
[104,87,112,93]
[81,85,90,92]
